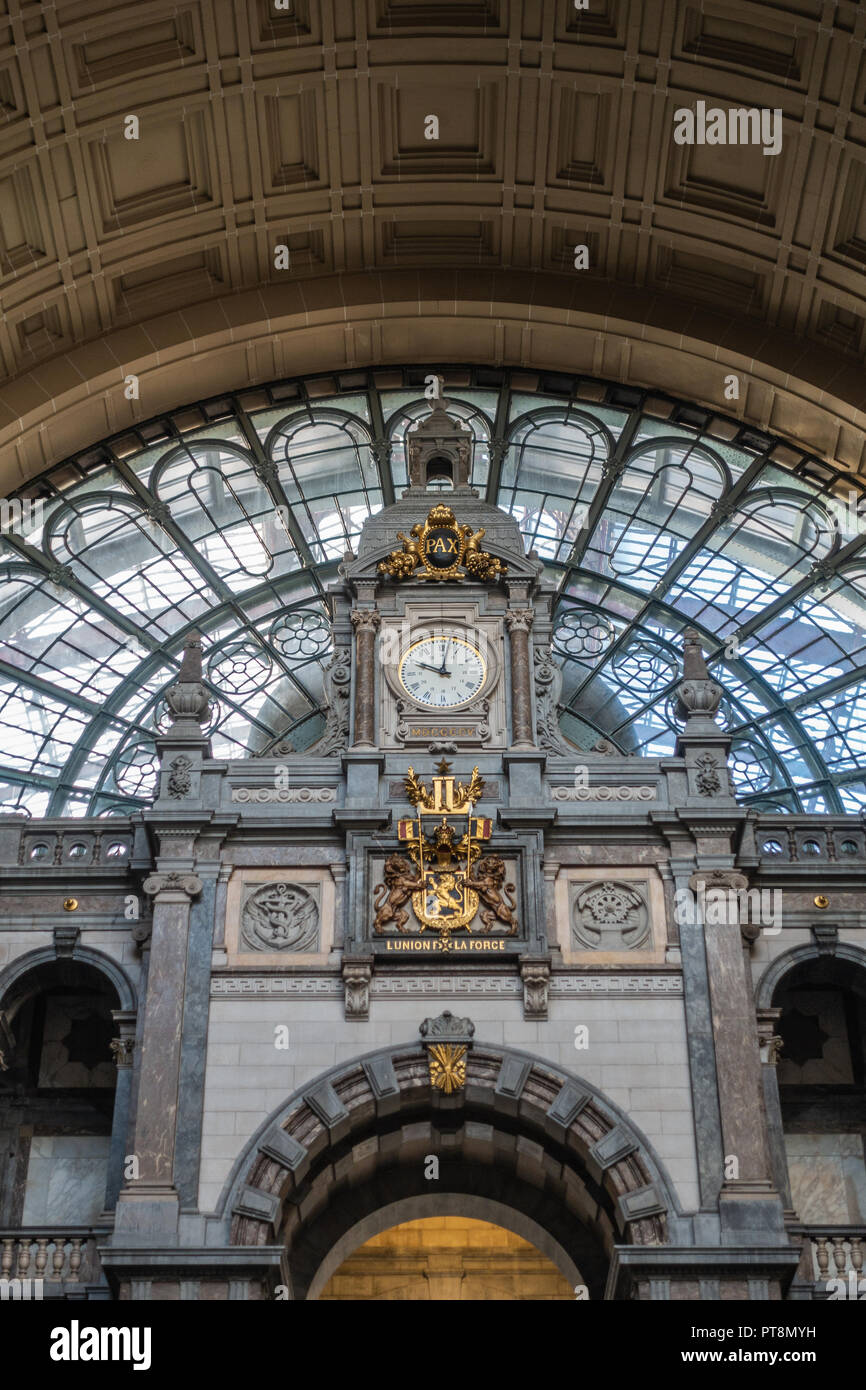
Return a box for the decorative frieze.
[209,972,683,998]
[550,785,656,802]
[230,787,337,804]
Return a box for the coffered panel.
[85,107,217,235]
[1,0,866,485]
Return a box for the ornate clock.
[398,636,486,710]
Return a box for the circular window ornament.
[801,839,821,856]
[207,640,273,696]
[269,609,332,661]
[29,843,50,860]
[839,839,859,855]
[106,842,129,859]
[553,608,615,660]
[761,839,783,855]
[728,738,774,794]
[67,842,87,859]
[114,740,160,798]
[612,640,678,697]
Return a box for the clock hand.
[414,661,451,676]
[438,638,451,675]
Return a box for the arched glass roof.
[2,366,865,817]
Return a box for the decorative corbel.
[342,958,372,1021]
[520,957,551,1020]
[811,922,838,955]
[53,921,80,957]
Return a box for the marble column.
[689,869,780,1235]
[350,609,380,748]
[117,870,202,1229]
[505,609,534,749]
[758,1007,793,1211]
[104,1010,137,1212]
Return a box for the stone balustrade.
[0,1229,107,1287]
[806,1229,865,1287]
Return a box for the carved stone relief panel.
[553,866,668,966]
[571,880,650,951]
[241,881,320,953]
[222,867,336,965]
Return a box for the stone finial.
[164,632,210,732]
[675,627,722,724]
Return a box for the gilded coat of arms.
[372,761,518,947]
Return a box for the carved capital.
[757,1010,784,1066]
[687,868,758,942]
[505,608,534,634]
[351,609,381,634]
[688,869,749,893]
[142,871,203,900]
[110,1037,135,1069]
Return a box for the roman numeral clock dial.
[398,637,486,709]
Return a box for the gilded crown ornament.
[378,504,506,583]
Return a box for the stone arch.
[6,271,866,486]
[0,943,137,1020]
[756,942,866,1011]
[306,1194,583,1301]
[220,1040,683,1301]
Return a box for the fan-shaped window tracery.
[0,369,864,816]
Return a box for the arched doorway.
[222,1040,680,1301]
[0,948,137,1294]
[758,944,866,1294]
[318,1215,574,1300]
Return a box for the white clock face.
[399,636,486,709]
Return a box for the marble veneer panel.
[785,1133,866,1224]
[22,1135,111,1225]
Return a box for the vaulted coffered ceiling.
[3,0,866,487]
